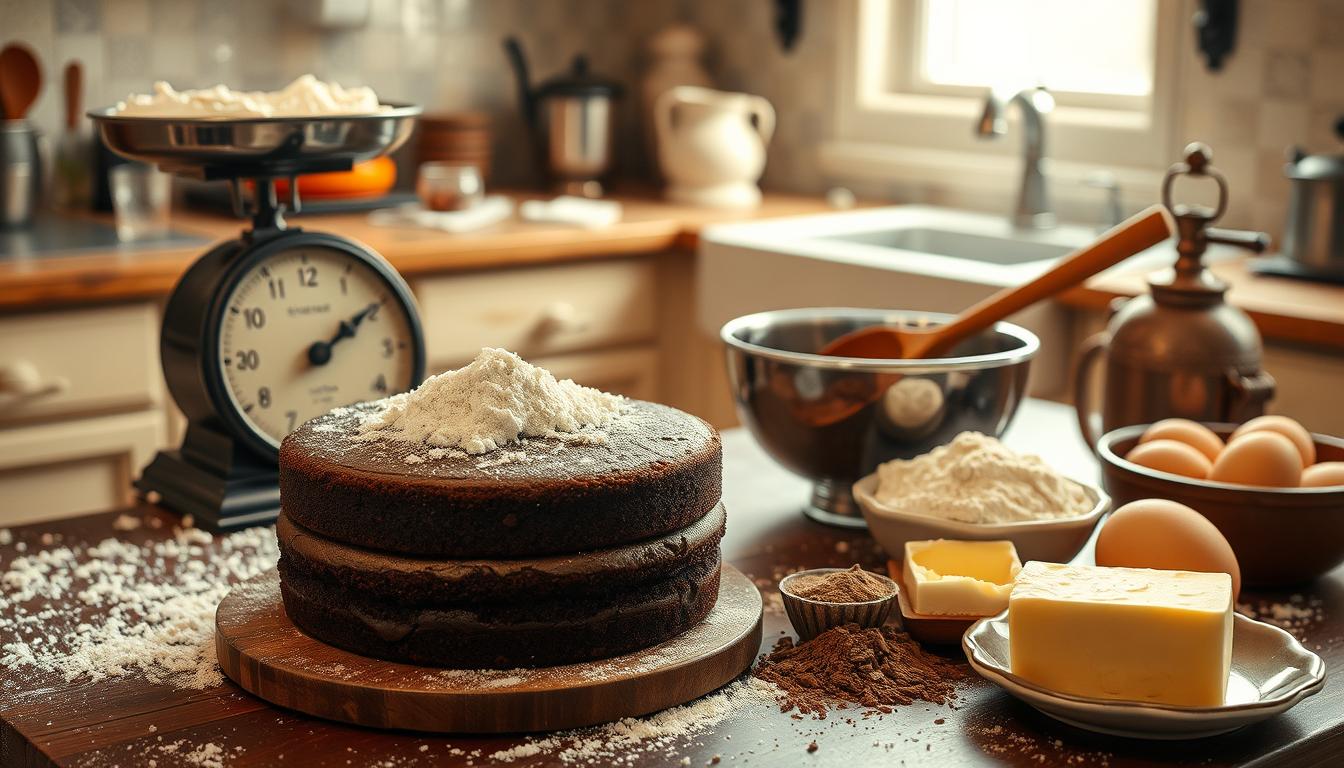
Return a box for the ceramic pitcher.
[656,86,774,209]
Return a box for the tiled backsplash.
[3,0,686,187]
[4,0,1340,239]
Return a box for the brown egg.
[1210,431,1303,487]
[1139,418,1224,462]
[1302,461,1344,488]
[1096,499,1241,598]
[1230,415,1316,467]
[1125,439,1213,479]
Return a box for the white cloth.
[367,196,514,233]
[518,196,622,229]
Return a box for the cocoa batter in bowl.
[721,307,1038,528]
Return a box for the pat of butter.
[1009,561,1233,707]
[902,539,1021,616]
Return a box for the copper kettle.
[1074,143,1275,447]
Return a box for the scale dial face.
[215,243,418,451]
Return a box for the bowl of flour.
[853,432,1108,563]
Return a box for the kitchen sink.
[818,226,1076,266]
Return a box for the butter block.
[1009,561,1233,707]
[903,539,1021,616]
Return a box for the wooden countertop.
[1061,257,1344,351]
[0,193,832,313]
[2,400,1341,767]
[5,196,1341,353]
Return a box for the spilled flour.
[354,347,624,456]
[489,678,780,764]
[0,519,278,689]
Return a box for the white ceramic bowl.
[852,472,1108,563]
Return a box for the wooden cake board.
[215,565,764,733]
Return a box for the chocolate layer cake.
[277,396,727,668]
[280,400,722,558]
[278,504,725,668]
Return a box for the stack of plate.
[416,112,492,181]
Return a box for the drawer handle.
[0,360,69,404]
[535,302,590,336]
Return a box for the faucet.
[976,86,1055,229]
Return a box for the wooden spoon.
[0,43,42,120]
[820,205,1172,360]
[63,61,81,130]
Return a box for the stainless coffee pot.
[1074,143,1275,447]
[504,38,622,197]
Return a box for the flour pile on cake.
[354,347,624,455]
[277,351,725,668]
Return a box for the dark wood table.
[2,400,1341,767]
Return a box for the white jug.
[656,86,775,209]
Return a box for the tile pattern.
[2,0,682,187]
[1,0,1338,238]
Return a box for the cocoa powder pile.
[754,624,966,717]
[789,564,894,602]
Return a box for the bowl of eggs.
[1097,415,1344,585]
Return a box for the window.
[914,0,1156,100]
[825,0,1181,201]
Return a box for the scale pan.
[87,103,422,178]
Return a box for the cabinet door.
[0,411,164,525]
[412,259,658,372]
[1263,344,1344,436]
[531,347,660,402]
[0,303,160,426]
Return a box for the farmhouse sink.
[701,205,1150,287]
[818,226,1075,266]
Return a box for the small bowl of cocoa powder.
[779,564,898,641]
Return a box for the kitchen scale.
[89,104,426,530]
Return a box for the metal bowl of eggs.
[721,308,1038,528]
[1097,416,1344,585]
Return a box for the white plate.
[852,473,1107,563]
[963,611,1326,739]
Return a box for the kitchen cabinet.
[411,258,658,370]
[0,304,168,523]
[532,347,660,401]
[0,411,164,524]
[0,303,162,426]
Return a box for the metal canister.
[1,121,42,228]
[1281,148,1344,271]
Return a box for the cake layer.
[279,555,723,669]
[279,400,722,558]
[276,502,727,604]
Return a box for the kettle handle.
[1073,331,1110,450]
[1227,368,1277,421]
[502,37,536,132]
[748,95,775,145]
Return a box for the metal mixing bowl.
[721,308,1039,527]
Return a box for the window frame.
[821,0,1184,204]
